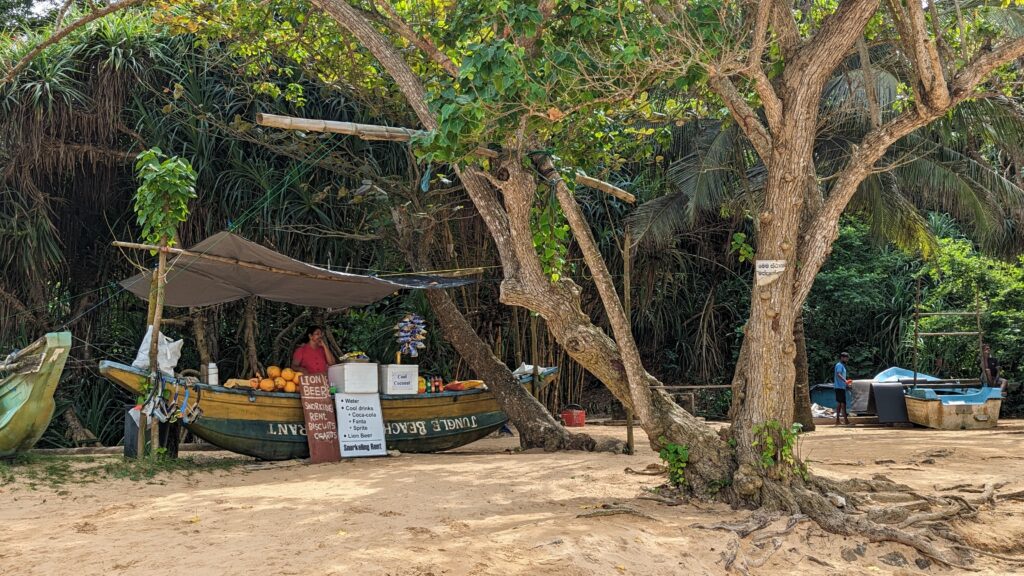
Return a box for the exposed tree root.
[720,538,744,575]
[676,469,1009,570]
[577,504,656,521]
[790,476,985,570]
[625,464,668,476]
[692,511,776,538]
[952,545,1024,564]
[637,486,685,505]
[752,514,808,543]
[997,488,1024,501]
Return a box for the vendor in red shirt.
[291,325,336,375]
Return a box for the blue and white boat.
[904,385,1002,430]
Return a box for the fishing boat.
[904,386,1002,430]
[1,332,72,459]
[100,360,556,460]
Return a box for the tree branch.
[902,0,950,110]
[2,0,147,84]
[857,38,881,129]
[795,34,1024,306]
[788,0,879,93]
[310,0,517,268]
[951,36,1024,99]
[370,1,459,78]
[770,1,800,59]
[743,2,782,133]
[707,69,773,160]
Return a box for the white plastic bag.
[131,325,183,376]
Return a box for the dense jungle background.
[2,8,1023,448]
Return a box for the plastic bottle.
[208,362,219,386]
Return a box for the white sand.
[2,422,1023,575]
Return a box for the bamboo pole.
[256,114,637,206]
[255,113,499,158]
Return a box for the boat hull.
[905,388,1002,430]
[1,333,72,459]
[99,361,534,460]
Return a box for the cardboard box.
[379,364,418,395]
[328,362,378,394]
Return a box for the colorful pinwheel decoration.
[395,313,428,358]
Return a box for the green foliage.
[729,232,754,263]
[133,148,198,247]
[751,420,807,480]
[657,436,689,487]
[805,219,918,380]
[531,184,571,282]
[916,235,1024,388]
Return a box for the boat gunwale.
[99,360,556,402]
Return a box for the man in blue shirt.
[834,352,851,425]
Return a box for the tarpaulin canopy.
[120,232,473,308]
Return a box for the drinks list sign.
[299,373,341,463]
[334,392,387,457]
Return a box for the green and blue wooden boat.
[1,332,73,459]
[99,360,556,460]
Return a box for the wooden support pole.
[623,226,634,456]
[145,239,168,457]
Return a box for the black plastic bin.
[123,404,181,459]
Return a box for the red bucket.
[560,404,586,427]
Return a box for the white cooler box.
[328,362,378,394]
[379,364,418,395]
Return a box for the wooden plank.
[298,373,341,463]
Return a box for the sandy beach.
[2,422,1023,576]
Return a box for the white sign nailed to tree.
[755,260,787,286]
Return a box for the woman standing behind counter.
[291,325,337,375]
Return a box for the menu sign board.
[298,373,341,463]
[334,392,387,457]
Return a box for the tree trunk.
[486,158,733,490]
[390,206,604,451]
[792,311,815,431]
[191,307,211,368]
[425,289,601,451]
[242,297,261,378]
[728,128,812,503]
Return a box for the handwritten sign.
[334,392,387,457]
[755,259,787,286]
[299,373,341,463]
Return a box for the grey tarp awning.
[120,231,472,308]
